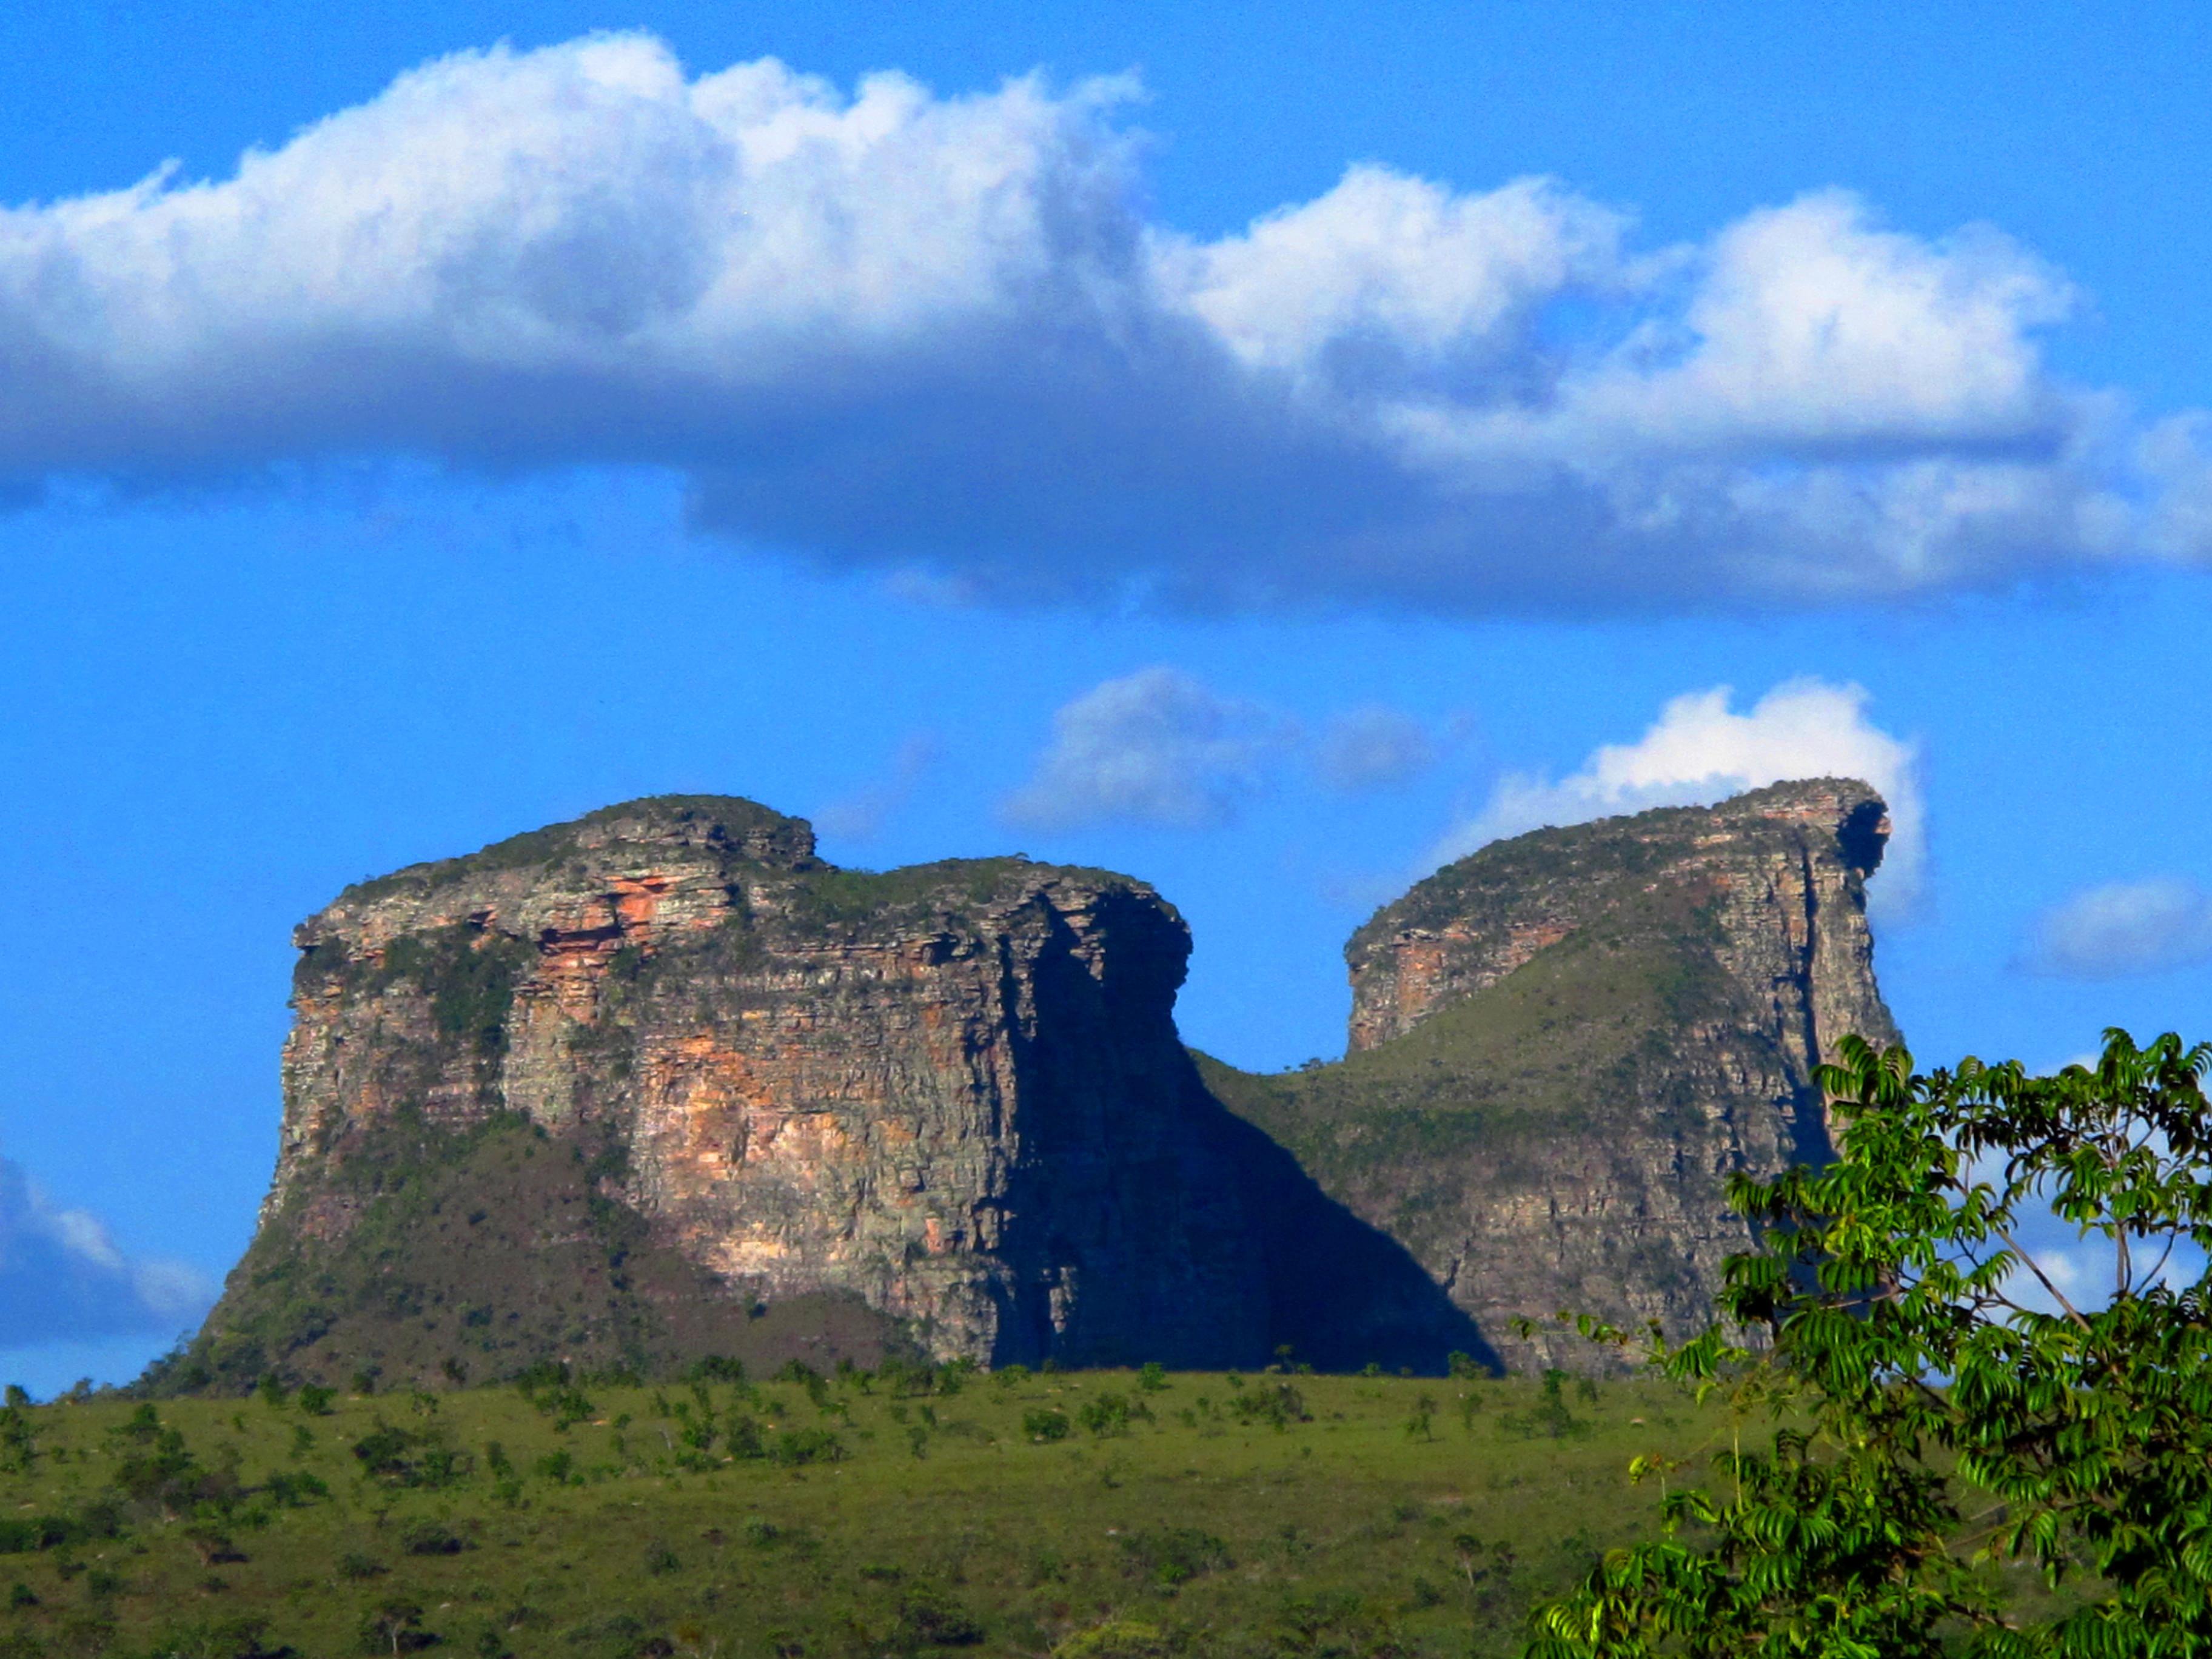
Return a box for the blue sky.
[4,1,2211,1393]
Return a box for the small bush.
[1021,1409,1071,1443]
[1053,1621,1171,1659]
[768,1428,844,1466]
[1119,1526,1232,1587]
[1496,1370,1589,1441]
[0,1409,36,1475]
[357,1597,434,1655]
[896,1584,984,1647]
[263,1470,330,1507]
[399,1520,466,1557]
[139,1614,276,1659]
[1227,1384,1308,1429]
[1076,1393,1144,1438]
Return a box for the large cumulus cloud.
[4,32,2208,612]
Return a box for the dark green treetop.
[1529,1028,2212,1657]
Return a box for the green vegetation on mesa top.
[0,1365,1761,1659]
[333,794,1149,919]
[779,858,1160,932]
[337,796,817,905]
[1347,811,1677,956]
[1349,777,1874,955]
[1199,885,1743,1261]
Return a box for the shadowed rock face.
[188,797,1279,1384]
[1201,779,1900,1372]
[166,780,1894,1390]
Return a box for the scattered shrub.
[1021,1409,1071,1443]
[768,1428,844,1466]
[1076,1393,1145,1438]
[1227,1384,1307,1429]
[1119,1526,1232,1587]
[1053,1620,1171,1659]
[261,1470,329,1507]
[399,1519,466,1556]
[896,1583,984,1647]
[357,1597,434,1656]
[1496,1370,1589,1441]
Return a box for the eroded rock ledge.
[200,796,1274,1384]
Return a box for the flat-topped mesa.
[197,795,1266,1388]
[1346,777,1897,1062]
[1197,778,1903,1373]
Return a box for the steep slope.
[164,796,1285,1389]
[1201,779,1899,1370]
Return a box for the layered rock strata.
[1202,779,1900,1371]
[185,797,1281,1384]
[169,779,1899,1389]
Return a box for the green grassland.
[0,1364,1735,1659]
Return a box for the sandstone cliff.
[1201,779,1899,1371]
[172,796,1294,1387]
[162,780,1896,1390]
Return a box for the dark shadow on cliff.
[1187,1069,1499,1376]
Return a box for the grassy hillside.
[0,1366,1748,1659]
[1198,882,1749,1272]
[149,1114,904,1398]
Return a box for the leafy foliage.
[1530,1028,2212,1657]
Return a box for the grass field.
[0,1363,1737,1659]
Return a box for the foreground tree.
[1529,1028,2212,1657]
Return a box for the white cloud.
[1435,679,1923,911]
[0,33,2205,612]
[0,1155,215,1344]
[1315,705,1438,793]
[1002,668,1293,831]
[2019,877,2212,979]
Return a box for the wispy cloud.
[813,733,943,843]
[1314,706,1439,794]
[1,34,2207,614]
[1433,680,1923,913]
[2018,877,2212,979]
[0,1155,215,1344]
[1002,668,1294,831]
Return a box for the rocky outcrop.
[1202,779,1900,1372]
[184,796,1284,1386]
[1346,779,1895,1062]
[167,780,1899,1390]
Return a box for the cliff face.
[183,796,1276,1387]
[169,779,1899,1390]
[1202,779,1899,1371]
[1345,779,1895,1062]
